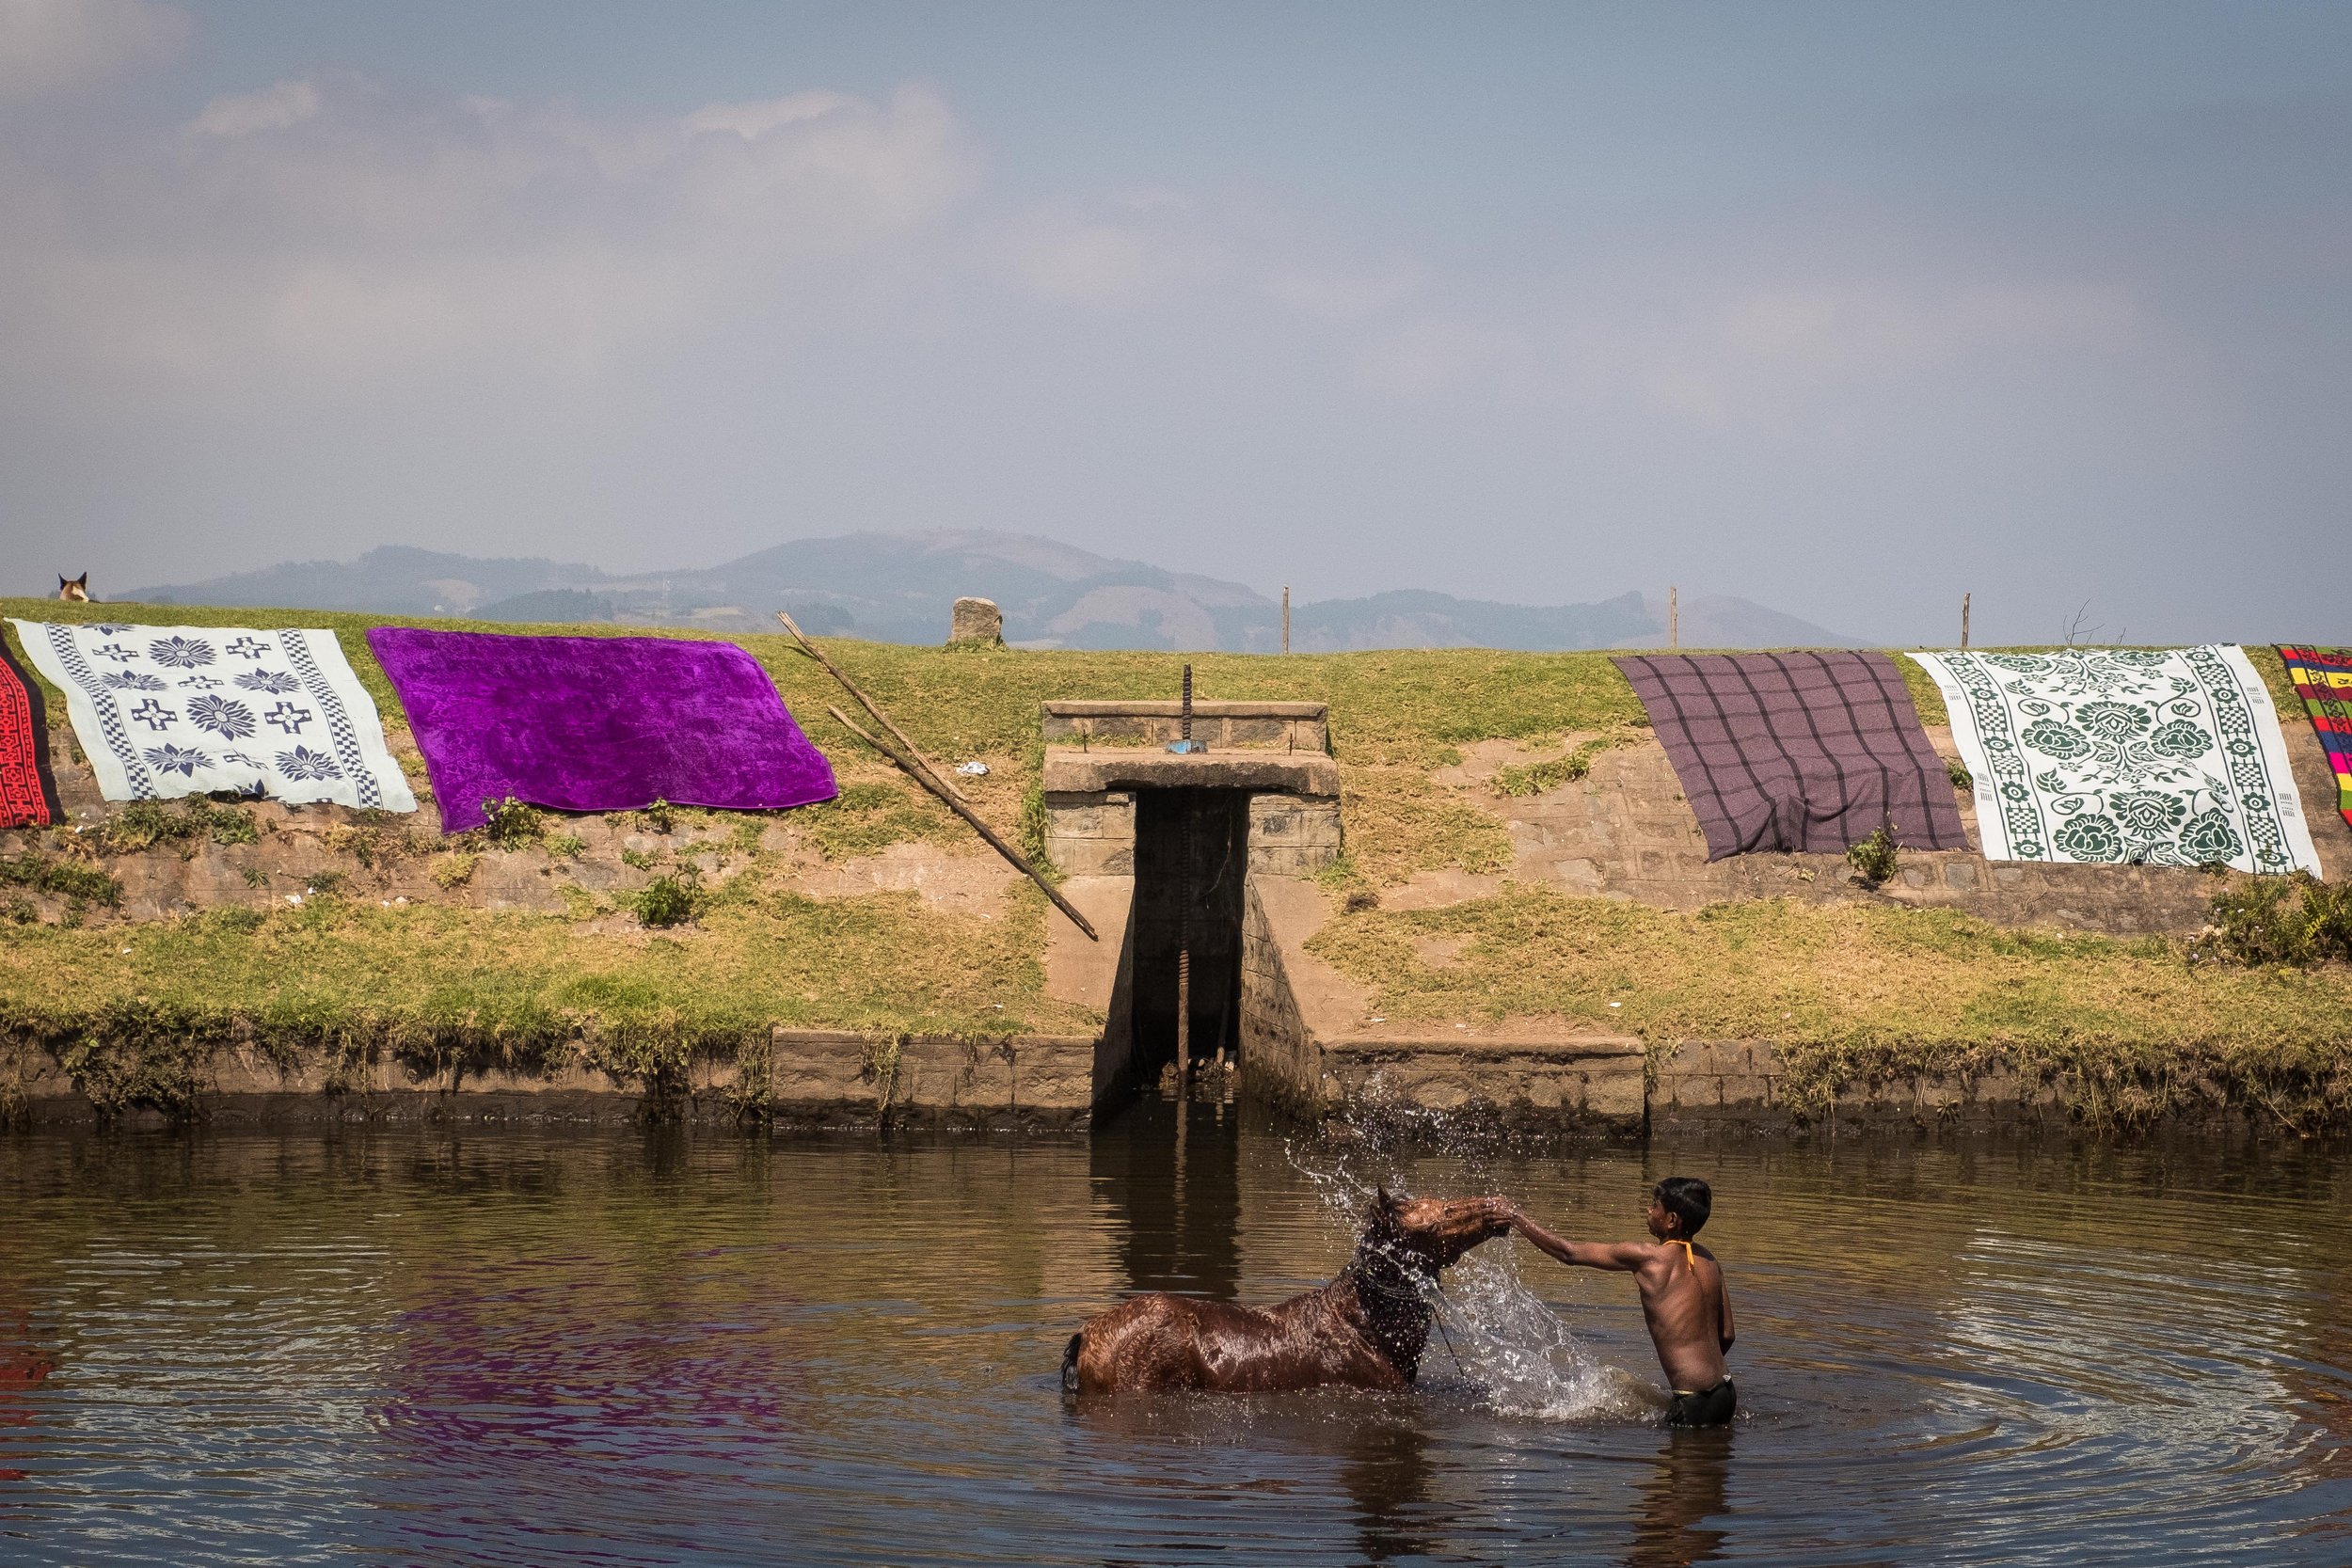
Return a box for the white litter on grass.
[119,947,131,955]
[1609,1001,1622,1008]
[1369,1016,1386,1023]
[955,761,990,776]
[285,895,302,906]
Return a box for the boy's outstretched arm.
[1717,1274,1737,1353]
[1504,1205,1652,1271]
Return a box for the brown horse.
[1063,1189,1511,1395]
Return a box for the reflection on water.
[1,1112,2349,1564]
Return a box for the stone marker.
[949,597,1003,645]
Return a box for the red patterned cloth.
[0,633,62,829]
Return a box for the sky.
[1,0,2347,645]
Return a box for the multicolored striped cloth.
[2279,645,2352,831]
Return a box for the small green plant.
[730,818,766,857]
[2,895,34,925]
[305,870,347,897]
[632,870,705,928]
[1492,733,1625,799]
[0,854,122,908]
[1947,756,1974,790]
[428,851,479,889]
[89,797,257,855]
[641,798,677,834]
[1018,782,1056,877]
[480,797,546,849]
[1846,825,1899,888]
[546,833,585,860]
[2194,870,2352,968]
[242,866,270,888]
[321,813,424,868]
[620,847,661,871]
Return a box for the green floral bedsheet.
[1912,646,2321,873]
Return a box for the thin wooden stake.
[825,704,1099,942]
[1961,592,1971,650]
[776,610,968,802]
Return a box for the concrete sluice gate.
[1041,698,1648,1134]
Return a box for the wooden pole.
[824,705,1098,941]
[1962,592,1971,650]
[1669,585,1678,650]
[1281,586,1290,655]
[776,611,968,803]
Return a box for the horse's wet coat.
[1066,1191,1510,1395]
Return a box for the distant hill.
[125,531,1864,651]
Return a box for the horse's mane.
[1337,1192,1442,1381]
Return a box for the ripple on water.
[0,1120,2347,1565]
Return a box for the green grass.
[1307,883,2352,1127]
[0,883,1092,1115]
[5,599,2327,1121]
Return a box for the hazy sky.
[2,0,2346,643]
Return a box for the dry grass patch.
[0,883,1091,1116]
[1307,883,2352,1127]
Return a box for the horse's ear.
[1375,1185,1397,1212]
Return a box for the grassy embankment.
[2,599,2344,1125]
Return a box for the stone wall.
[4,1026,1098,1129]
[1236,874,1648,1132]
[1042,700,1328,752]
[1649,1038,2075,1132]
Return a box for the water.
[3,1104,2349,1565]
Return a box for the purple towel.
[1615,651,1967,861]
[367,628,838,834]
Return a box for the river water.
[2,1104,2348,1565]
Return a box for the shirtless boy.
[1506,1177,1737,1426]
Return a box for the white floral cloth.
[1913,645,2318,874]
[9,620,416,812]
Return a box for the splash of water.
[1284,1140,1644,1423]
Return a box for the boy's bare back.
[1505,1176,1738,1424]
[1627,1241,1731,1393]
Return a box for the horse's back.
[1070,1291,1394,1395]
[1071,1292,1288,1394]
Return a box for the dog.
[56,574,90,602]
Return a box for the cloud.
[188,76,321,138]
[1353,315,1531,396]
[0,74,979,388]
[0,0,188,97]
[995,198,1232,310]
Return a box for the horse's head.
[1364,1187,1511,1275]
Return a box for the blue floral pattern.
[146,636,215,669]
[274,745,344,782]
[141,742,210,777]
[6,619,417,814]
[185,694,256,740]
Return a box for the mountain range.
[119,531,1864,652]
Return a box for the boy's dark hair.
[1653,1177,1711,1238]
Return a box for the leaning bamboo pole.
[824,704,1099,942]
[776,610,968,803]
